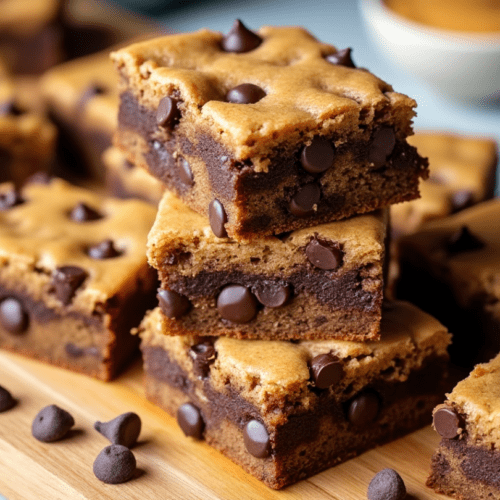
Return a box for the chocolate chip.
[0,100,12,116]
[69,202,102,222]
[451,190,474,212]
[0,385,16,412]
[226,84,266,104]
[310,353,343,389]
[52,266,88,305]
[305,238,343,270]
[177,403,204,439]
[367,468,406,500]
[209,199,228,238]
[93,445,136,484]
[79,84,107,110]
[31,404,75,442]
[158,289,191,318]
[94,412,141,448]
[217,285,258,323]
[0,189,23,210]
[254,283,291,308]
[347,390,380,426]
[157,96,179,128]
[221,19,262,53]
[289,183,321,217]
[447,226,485,254]
[243,420,270,458]
[433,405,463,439]
[65,343,84,358]
[179,158,194,186]
[368,127,396,168]
[88,239,121,259]
[0,101,25,117]
[300,137,335,174]
[189,342,216,378]
[0,298,28,334]
[326,48,356,68]
[25,172,52,185]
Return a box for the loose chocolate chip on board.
[226,83,266,104]
[221,19,262,53]
[310,353,343,389]
[347,390,380,426]
[326,48,356,68]
[0,297,28,334]
[0,385,16,412]
[289,183,321,217]
[189,342,216,378]
[447,226,485,254]
[243,420,271,458]
[451,190,474,212]
[32,404,75,442]
[0,189,23,210]
[367,468,407,500]
[209,199,228,238]
[177,403,204,439]
[94,412,141,448]
[158,289,191,318]
[52,266,88,305]
[93,445,137,484]
[88,239,121,259]
[254,283,291,308]
[179,158,194,186]
[70,202,102,222]
[217,285,259,323]
[300,137,335,174]
[433,405,463,439]
[305,238,343,270]
[368,127,396,168]
[156,96,179,128]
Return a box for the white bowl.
[359,0,500,101]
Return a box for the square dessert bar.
[427,353,500,499]
[148,191,388,341]
[139,301,451,489]
[397,199,500,369]
[391,132,498,237]
[0,178,157,380]
[112,22,428,241]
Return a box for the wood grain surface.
[0,351,448,499]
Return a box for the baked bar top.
[148,191,387,276]
[112,25,416,159]
[140,301,450,410]
[0,178,157,311]
[0,0,60,35]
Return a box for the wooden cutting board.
[0,351,447,499]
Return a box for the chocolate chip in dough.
[243,420,271,458]
[217,285,259,323]
[254,283,291,308]
[94,412,141,448]
[367,468,407,500]
[305,238,343,270]
[447,225,485,254]
[93,445,137,484]
[347,390,380,426]
[88,239,121,259]
[177,403,204,439]
[179,158,194,186]
[368,127,396,168]
[433,405,463,439]
[189,342,216,378]
[157,289,191,318]
[0,298,28,334]
[0,189,23,210]
[226,84,266,104]
[79,84,107,108]
[326,48,356,68]
[156,96,179,128]
[221,20,262,53]
[208,199,228,238]
[289,183,321,217]
[70,202,102,222]
[310,353,343,389]
[32,404,75,442]
[52,266,88,305]
[450,190,474,213]
[300,137,335,175]
[0,385,16,412]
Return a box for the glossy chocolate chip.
[217,285,258,323]
[88,239,121,259]
[31,404,75,442]
[300,137,335,174]
[209,199,228,238]
[189,342,216,378]
[347,391,380,426]
[0,298,28,334]
[221,19,262,53]
[289,183,321,217]
[310,353,343,389]
[243,420,270,458]
[156,96,179,128]
[305,238,343,270]
[177,403,204,439]
[254,283,291,308]
[94,412,141,448]
[158,289,191,318]
[70,202,102,222]
[326,48,356,68]
[179,158,194,186]
[367,468,406,500]
[93,445,136,484]
[52,266,88,305]
[433,405,463,439]
[447,226,485,254]
[0,385,16,412]
[451,190,474,212]
[368,127,396,168]
[0,189,23,210]
[226,84,266,104]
